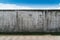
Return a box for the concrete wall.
[0,11,17,32]
[47,11,60,32]
[18,11,45,32]
[0,10,60,32]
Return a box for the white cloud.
[0,3,32,9]
[0,3,60,9]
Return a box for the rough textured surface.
[0,10,60,32]
[18,11,45,32]
[0,11,17,32]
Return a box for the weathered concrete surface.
[0,35,60,40]
[18,11,45,32]
[0,10,60,32]
[47,11,60,32]
[0,11,17,32]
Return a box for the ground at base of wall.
[0,32,60,35]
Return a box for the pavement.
[0,35,60,40]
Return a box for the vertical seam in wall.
[45,10,48,31]
[16,10,20,32]
[42,11,44,31]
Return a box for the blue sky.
[0,0,59,5]
[0,0,60,9]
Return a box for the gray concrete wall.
[47,11,60,32]
[0,10,60,32]
[0,11,17,32]
[18,11,45,32]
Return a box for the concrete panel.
[0,11,16,32]
[47,11,60,32]
[18,11,45,32]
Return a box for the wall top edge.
[0,9,60,11]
